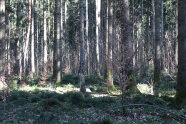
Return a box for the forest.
[0,0,186,123]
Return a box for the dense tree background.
[1,0,186,123]
[0,0,179,92]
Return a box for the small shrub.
[125,83,139,93]
[26,75,40,85]
[51,94,65,102]
[8,79,19,89]
[11,98,28,105]
[154,97,166,105]
[62,92,85,106]
[89,85,106,93]
[37,91,56,99]
[84,97,117,108]
[132,94,167,106]
[48,92,83,104]
[62,74,79,85]
[70,92,84,104]
[38,98,61,107]
[7,91,30,101]
[35,112,55,124]
[61,92,95,107]
[62,74,104,85]
[28,78,40,85]
[85,75,104,85]
[29,96,40,103]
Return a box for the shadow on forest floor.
[0,81,186,124]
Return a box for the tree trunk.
[105,0,113,88]
[119,0,132,88]
[0,0,5,74]
[43,0,48,73]
[118,0,132,115]
[53,0,61,84]
[34,1,38,75]
[5,0,10,75]
[176,0,186,101]
[79,0,86,93]
[86,0,90,75]
[30,0,36,78]
[96,0,101,75]
[153,0,162,94]
[14,0,21,77]
[23,0,31,75]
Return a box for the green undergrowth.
[62,74,105,86]
[7,74,106,90]
[5,90,118,109]
[1,73,185,124]
[7,76,40,89]
[156,81,176,97]
[0,88,185,123]
[0,89,120,124]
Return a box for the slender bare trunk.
[30,0,36,78]
[153,0,162,94]
[53,0,61,84]
[176,0,186,101]
[86,0,90,75]
[43,0,48,73]
[23,0,31,75]
[105,0,113,87]
[79,0,86,92]
[5,0,10,75]
[0,0,5,74]
[96,0,101,75]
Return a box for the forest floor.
[0,75,186,124]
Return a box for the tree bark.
[23,0,31,75]
[86,0,90,75]
[53,0,61,84]
[176,0,186,101]
[79,0,86,93]
[43,0,48,73]
[30,0,36,78]
[96,0,101,75]
[105,0,113,87]
[0,0,5,74]
[153,0,162,94]
[5,0,10,75]
[119,0,132,88]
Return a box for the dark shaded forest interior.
[0,0,186,123]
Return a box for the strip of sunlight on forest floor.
[18,84,120,98]
[17,82,176,98]
[19,84,78,93]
